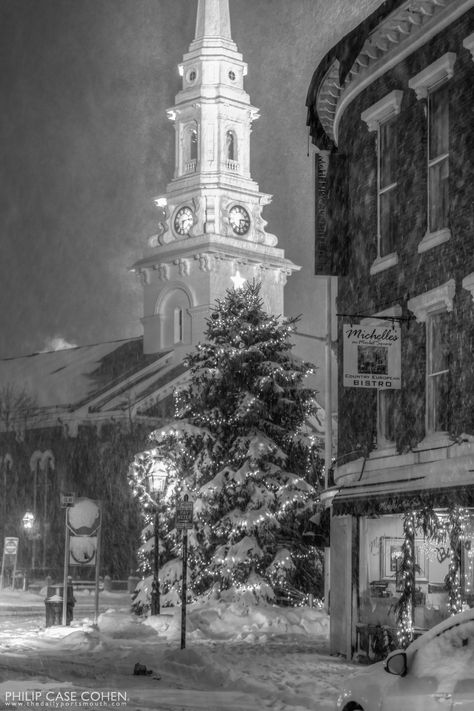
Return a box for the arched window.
[190,129,198,162]
[174,308,183,343]
[158,288,192,347]
[226,130,235,161]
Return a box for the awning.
[332,476,474,516]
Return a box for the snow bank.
[144,599,329,642]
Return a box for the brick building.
[307,0,474,659]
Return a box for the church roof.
[0,337,171,413]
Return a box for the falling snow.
[0,589,357,711]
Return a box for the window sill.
[369,252,398,275]
[371,443,397,459]
[417,228,451,253]
[412,432,454,451]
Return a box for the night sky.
[0,0,382,376]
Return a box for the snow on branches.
[129,282,323,609]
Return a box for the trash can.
[45,584,75,627]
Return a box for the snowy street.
[0,590,357,711]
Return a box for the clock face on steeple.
[174,206,194,236]
[229,205,250,235]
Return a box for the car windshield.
[411,620,474,693]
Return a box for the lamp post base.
[150,579,160,616]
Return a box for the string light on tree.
[129,281,323,610]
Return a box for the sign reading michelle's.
[343,324,401,389]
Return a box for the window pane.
[429,84,449,159]
[378,390,396,444]
[427,312,450,433]
[190,129,198,161]
[429,157,449,232]
[431,371,450,432]
[380,120,396,188]
[429,311,449,374]
[380,187,397,256]
[226,131,235,161]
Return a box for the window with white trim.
[378,118,398,258]
[428,82,449,234]
[408,52,456,251]
[407,280,455,438]
[377,390,396,449]
[361,306,401,450]
[426,310,450,434]
[361,90,403,273]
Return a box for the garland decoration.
[394,503,470,647]
[394,511,416,648]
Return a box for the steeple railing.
[225,159,240,172]
[184,159,197,174]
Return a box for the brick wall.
[329,10,474,457]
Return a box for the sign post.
[176,496,193,649]
[0,537,19,590]
[61,493,75,627]
[62,496,101,626]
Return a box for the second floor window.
[378,118,398,257]
[428,82,449,233]
[426,310,450,433]
[377,390,396,449]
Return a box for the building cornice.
[312,0,474,148]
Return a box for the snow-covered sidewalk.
[0,591,357,711]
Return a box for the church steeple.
[193,0,232,44]
[133,0,299,355]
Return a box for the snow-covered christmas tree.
[129,282,322,610]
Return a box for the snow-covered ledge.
[407,279,455,322]
[369,251,398,275]
[408,52,457,100]
[417,227,451,253]
[463,32,474,61]
[361,90,403,131]
[462,272,474,302]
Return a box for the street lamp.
[22,510,36,588]
[147,462,168,615]
[22,511,35,531]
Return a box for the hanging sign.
[343,324,401,389]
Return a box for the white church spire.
[194,0,231,42]
[133,0,300,355]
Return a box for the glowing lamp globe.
[22,511,35,530]
[148,462,168,493]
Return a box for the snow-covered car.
[336,608,474,711]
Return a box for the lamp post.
[147,463,168,616]
[22,510,35,587]
[29,450,54,576]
